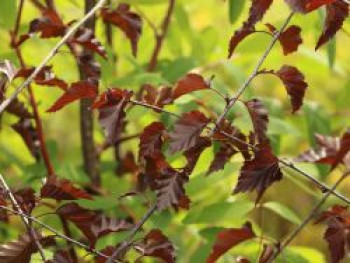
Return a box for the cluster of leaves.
[0,0,349,262]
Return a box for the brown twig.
[12,0,55,176]
[147,0,176,71]
[0,0,108,114]
[0,174,46,261]
[79,0,101,185]
[268,171,350,262]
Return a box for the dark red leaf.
[316,1,349,50]
[169,111,210,154]
[284,0,337,12]
[47,78,98,112]
[95,246,116,263]
[307,0,338,11]
[246,0,274,28]
[142,84,173,109]
[57,203,132,247]
[139,122,165,160]
[28,8,66,39]
[7,99,32,119]
[41,176,92,201]
[233,142,283,202]
[71,28,106,58]
[295,133,340,164]
[276,65,308,112]
[215,122,252,160]
[295,130,350,170]
[172,73,210,99]
[184,137,212,174]
[15,66,67,91]
[207,143,238,175]
[94,89,133,144]
[228,27,255,58]
[155,169,189,211]
[0,232,55,263]
[12,119,40,160]
[266,24,302,55]
[331,128,350,169]
[101,4,142,56]
[134,229,176,263]
[206,222,256,263]
[244,99,269,143]
[14,187,36,214]
[316,205,350,263]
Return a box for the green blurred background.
[0,0,350,262]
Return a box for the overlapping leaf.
[296,130,350,170]
[12,119,40,160]
[57,203,132,247]
[71,28,107,58]
[93,88,133,144]
[0,232,55,263]
[244,99,269,143]
[169,111,210,154]
[142,85,173,109]
[316,1,349,50]
[172,73,210,99]
[228,0,273,57]
[15,66,67,91]
[265,24,302,55]
[41,176,92,201]
[206,222,256,263]
[155,170,189,211]
[234,142,283,202]
[285,0,337,13]
[101,4,142,56]
[316,205,350,263]
[47,78,98,112]
[139,122,165,160]
[276,65,308,112]
[134,229,176,263]
[207,143,238,175]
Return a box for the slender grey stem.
[0,0,108,114]
[279,159,350,204]
[0,174,46,261]
[210,11,295,136]
[106,203,157,263]
[268,171,350,262]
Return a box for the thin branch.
[147,0,176,71]
[0,200,122,262]
[106,203,157,263]
[279,159,350,204]
[0,0,108,114]
[129,99,181,118]
[97,133,140,155]
[209,11,295,136]
[0,174,46,261]
[268,171,350,262]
